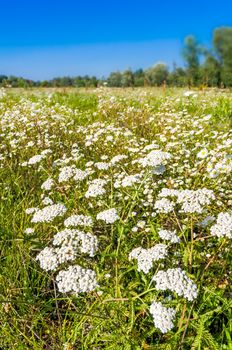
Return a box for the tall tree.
[121,69,134,87]
[182,35,202,86]
[213,27,232,86]
[145,63,169,86]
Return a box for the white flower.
[129,244,168,274]
[154,198,175,213]
[31,203,67,223]
[197,148,209,159]
[64,214,93,227]
[56,265,98,294]
[96,208,119,224]
[158,229,180,243]
[25,207,38,214]
[28,154,44,165]
[210,212,232,238]
[138,150,172,168]
[41,196,53,205]
[85,179,106,198]
[120,174,141,188]
[176,189,214,214]
[150,301,176,333]
[58,166,76,182]
[94,162,110,170]
[36,247,59,271]
[24,227,35,235]
[73,169,89,181]
[52,229,98,257]
[41,178,54,191]
[152,268,198,301]
[110,154,127,164]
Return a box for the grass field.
[0,87,231,350]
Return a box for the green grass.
[0,87,231,349]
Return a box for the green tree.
[107,71,122,87]
[213,27,232,86]
[168,64,187,86]
[200,55,221,87]
[121,69,134,87]
[133,69,145,86]
[182,35,202,86]
[145,63,169,86]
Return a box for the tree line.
[1,27,232,88]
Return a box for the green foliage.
[0,88,231,349]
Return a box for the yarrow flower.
[52,229,98,257]
[64,214,93,227]
[129,244,168,274]
[41,178,54,191]
[27,154,45,165]
[138,150,172,167]
[58,166,76,183]
[152,268,198,301]
[31,203,67,223]
[73,169,89,181]
[110,154,127,164]
[158,229,180,243]
[210,212,232,238]
[96,208,119,224]
[157,188,215,214]
[85,179,107,198]
[154,198,175,213]
[56,265,99,294]
[36,247,59,271]
[114,174,141,188]
[150,301,176,333]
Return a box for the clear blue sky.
[0,0,232,79]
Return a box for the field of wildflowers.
[0,87,231,349]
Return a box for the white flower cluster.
[36,229,98,271]
[73,168,89,181]
[157,188,215,214]
[138,150,172,167]
[56,265,99,294]
[121,174,141,188]
[85,179,107,198]
[114,173,141,188]
[25,207,38,214]
[176,189,215,214]
[152,268,198,301]
[210,212,232,238]
[36,247,60,271]
[41,178,54,191]
[206,155,232,178]
[94,162,110,170]
[150,301,176,333]
[110,154,127,165]
[96,208,119,224]
[158,229,180,243]
[31,203,67,223]
[154,198,175,213]
[129,244,168,274]
[64,214,93,227]
[58,165,76,183]
[52,229,98,257]
[27,154,45,165]
[41,196,53,205]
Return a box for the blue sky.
[0,0,232,79]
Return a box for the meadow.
[0,87,231,350]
